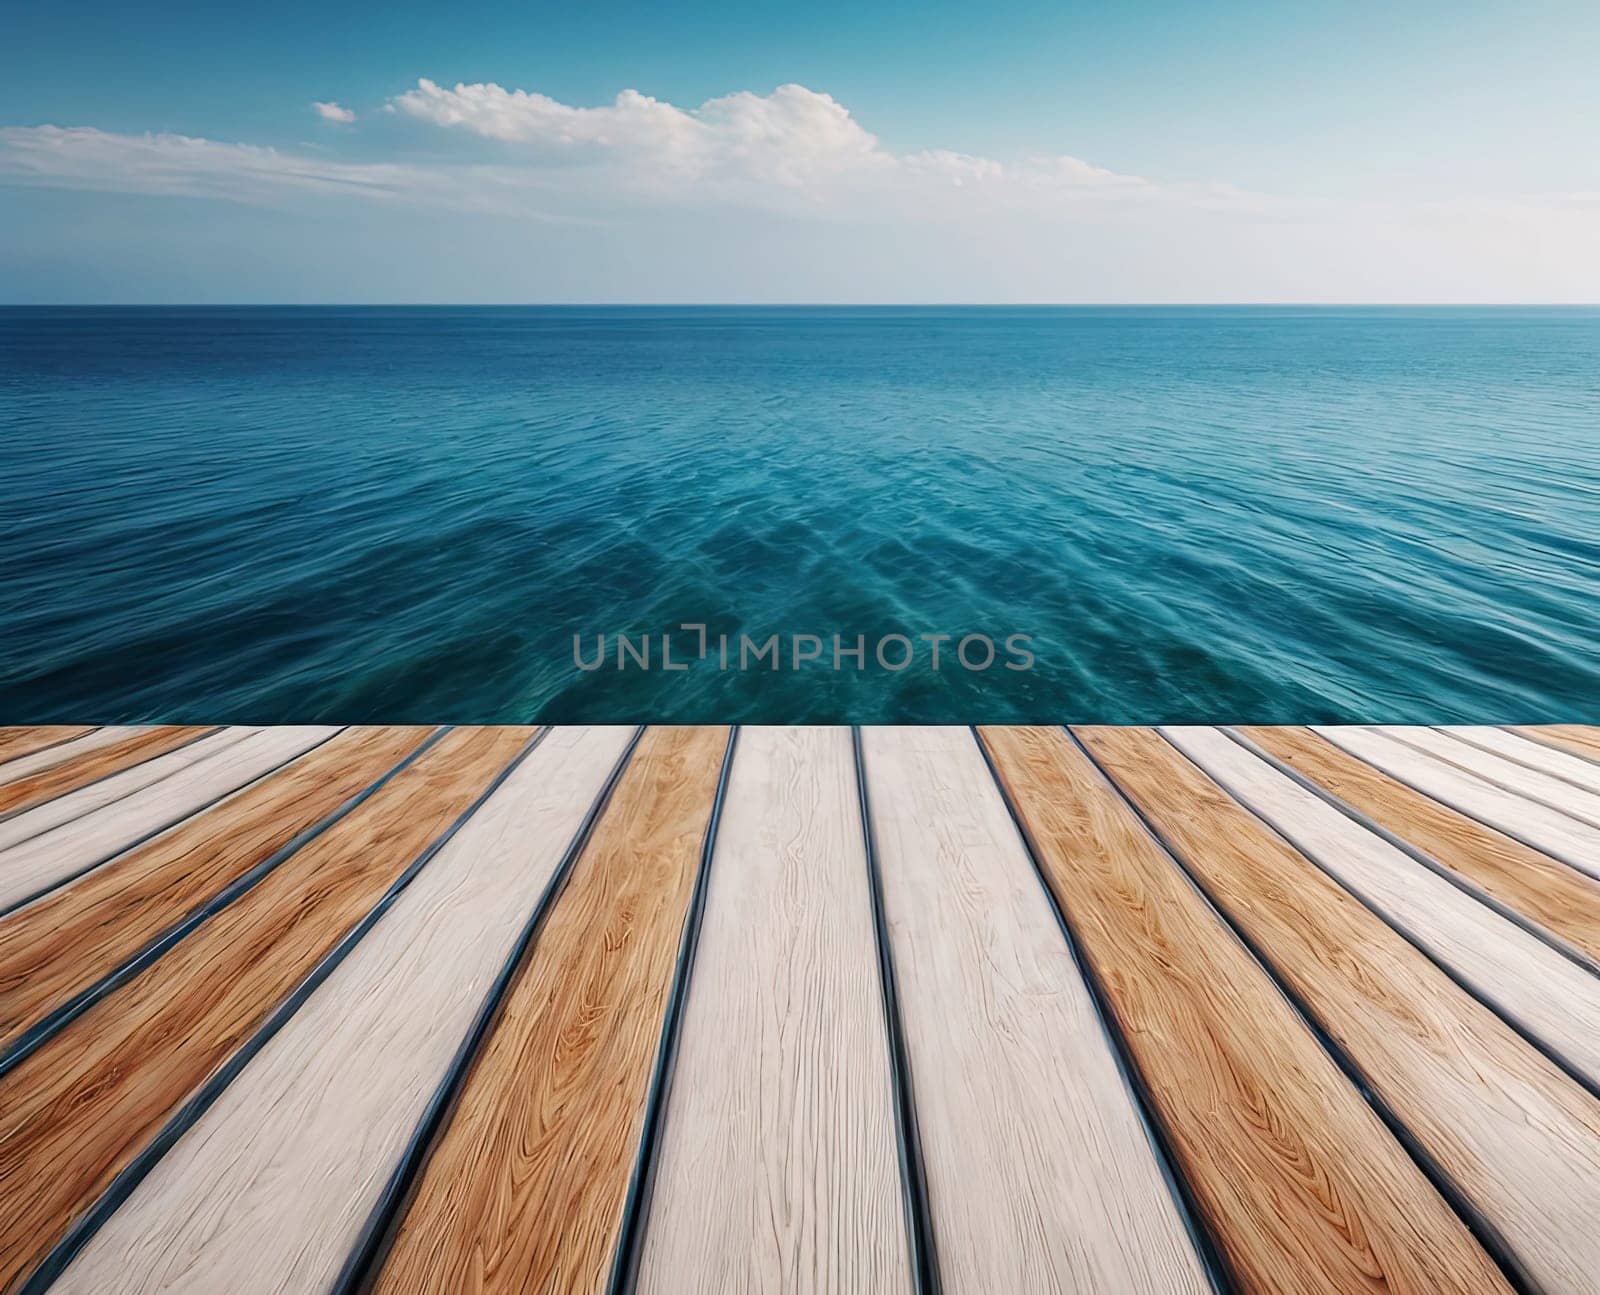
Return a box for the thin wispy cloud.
[0,80,1165,217]
[1,79,1595,303]
[0,126,424,202]
[0,123,595,224]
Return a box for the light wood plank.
[54,726,635,1295]
[1518,726,1600,765]
[1240,726,1600,964]
[0,726,213,819]
[863,726,1209,1294]
[979,725,1509,1295]
[1385,726,1600,830]
[0,725,432,1052]
[1320,726,1600,881]
[0,726,531,1292]
[1167,726,1600,1084]
[636,727,909,1295]
[0,728,95,768]
[0,727,329,913]
[373,725,729,1295]
[0,728,142,790]
[0,726,251,855]
[1089,726,1600,1294]
[1451,727,1600,796]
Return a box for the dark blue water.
[2,306,1597,724]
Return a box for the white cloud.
[1021,153,1146,188]
[3,81,1596,303]
[389,80,890,187]
[376,79,1172,218]
[903,150,1005,186]
[0,83,1162,217]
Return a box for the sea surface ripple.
[2,305,1597,724]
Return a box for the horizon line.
[5,301,1600,310]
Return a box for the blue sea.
[2,306,1597,724]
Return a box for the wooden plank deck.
[0,724,1597,1294]
[0,727,213,820]
[1242,725,1600,964]
[863,727,1208,1294]
[1080,726,1600,1294]
[0,727,96,769]
[0,728,147,791]
[636,726,907,1295]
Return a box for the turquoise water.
[2,306,1597,724]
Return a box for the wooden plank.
[0,728,141,789]
[0,727,95,769]
[979,725,1509,1295]
[0,727,329,914]
[1088,726,1600,1294]
[1518,725,1600,765]
[53,726,636,1295]
[635,727,910,1295]
[1451,727,1600,795]
[1384,726,1600,829]
[0,726,250,855]
[0,725,432,1053]
[861,726,1209,1294]
[0,727,213,820]
[1239,726,1600,964]
[0,725,531,1293]
[1167,726,1600,1085]
[371,725,730,1295]
[1319,726,1600,881]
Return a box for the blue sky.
[4,0,1597,301]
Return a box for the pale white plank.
[863,726,1209,1294]
[1465,728,1600,793]
[1168,726,1600,1084]
[0,728,249,854]
[0,728,145,789]
[1319,727,1600,881]
[1431,727,1600,810]
[54,725,635,1295]
[636,727,909,1295]
[0,727,332,911]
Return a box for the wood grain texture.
[54,726,637,1295]
[0,726,250,855]
[1318,726,1600,882]
[0,726,212,819]
[1451,727,1600,796]
[1167,726,1600,1085]
[0,725,531,1294]
[636,727,909,1295]
[1518,725,1600,765]
[0,728,141,790]
[0,727,329,914]
[1240,726,1600,963]
[1384,726,1600,830]
[0,728,95,769]
[979,725,1509,1295]
[1088,726,1600,1295]
[863,726,1209,1294]
[373,724,730,1295]
[0,725,431,1052]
